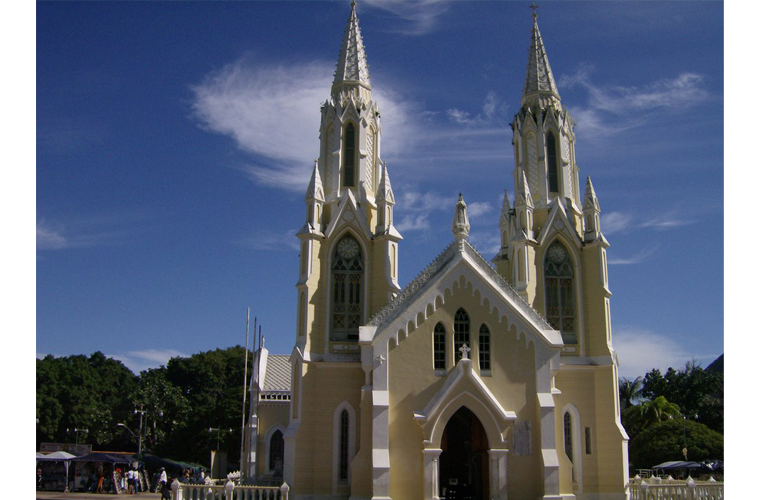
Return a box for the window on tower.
[547,131,559,193]
[331,235,364,341]
[479,324,491,372]
[344,123,356,187]
[545,241,577,344]
[433,323,446,370]
[269,430,284,475]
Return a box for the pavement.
[37,492,160,500]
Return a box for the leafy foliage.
[622,396,681,439]
[37,346,253,467]
[630,418,723,469]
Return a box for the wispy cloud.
[560,66,710,141]
[190,58,419,192]
[37,217,138,251]
[467,201,493,219]
[107,349,189,374]
[607,245,659,265]
[447,92,509,126]
[640,213,695,230]
[359,0,451,36]
[601,212,633,235]
[612,326,717,379]
[239,229,299,252]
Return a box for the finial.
[530,3,538,21]
[452,193,470,241]
[351,0,356,10]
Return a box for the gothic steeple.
[332,1,371,104]
[522,4,560,109]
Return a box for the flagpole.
[240,307,250,482]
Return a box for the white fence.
[629,476,723,500]
[172,480,289,500]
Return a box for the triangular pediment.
[362,241,562,350]
[325,189,372,239]
[413,357,515,448]
[538,197,582,249]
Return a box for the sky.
[33,0,726,381]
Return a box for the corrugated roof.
[263,354,291,392]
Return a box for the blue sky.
[34,1,725,380]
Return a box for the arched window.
[479,324,491,371]
[545,242,576,344]
[547,131,559,193]
[433,323,446,370]
[339,410,349,481]
[343,123,356,187]
[331,235,364,341]
[564,412,573,463]
[454,308,470,364]
[269,430,284,475]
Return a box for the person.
[158,467,167,491]
[134,468,141,493]
[37,468,43,490]
[96,472,105,494]
[127,469,134,494]
[160,476,172,500]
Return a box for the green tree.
[641,362,723,433]
[622,396,681,440]
[630,418,723,470]
[619,376,644,411]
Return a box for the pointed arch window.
[269,430,284,475]
[564,412,573,463]
[545,242,577,344]
[343,123,356,187]
[332,235,364,341]
[547,131,559,193]
[453,308,470,364]
[479,324,491,372]
[339,410,349,480]
[433,323,446,370]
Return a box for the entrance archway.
[439,406,489,500]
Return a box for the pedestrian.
[160,477,171,500]
[158,467,167,491]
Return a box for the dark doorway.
[439,406,489,500]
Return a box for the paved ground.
[37,491,159,500]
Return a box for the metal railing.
[628,476,723,500]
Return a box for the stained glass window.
[564,412,573,463]
[434,323,446,370]
[545,242,577,344]
[339,410,349,481]
[269,430,284,474]
[332,236,364,341]
[479,324,491,371]
[454,308,470,364]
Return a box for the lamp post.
[681,413,698,461]
[208,427,233,451]
[66,428,89,445]
[134,405,146,456]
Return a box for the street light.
[134,405,146,456]
[680,413,699,461]
[66,428,89,445]
[208,427,233,451]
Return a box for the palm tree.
[618,376,644,411]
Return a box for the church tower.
[495,6,613,361]
[295,0,401,359]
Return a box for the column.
[423,449,442,500]
[488,449,508,500]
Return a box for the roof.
[522,10,560,107]
[263,354,291,392]
[332,1,370,91]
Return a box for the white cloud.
[37,220,68,250]
[359,0,451,36]
[107,349,189,374]
[466,201,493,219]
[612,326,717,379]
[240,229,300,252]
[468,229,500,256]
[447,92,509,126]
[37,217,137,251]
[640,213,695,230]
[190,58,420,192]
[607,245,658,265]
[601,212,632,235]
[560,66,709,141]
[399,213,431,232]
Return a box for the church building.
[244,3,629,499]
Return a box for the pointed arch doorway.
[439,406,490,500]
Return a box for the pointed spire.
[305,159,325,202]
[377,162,394,203]
[522,4,560,107]
[499,190,511,230]
[452,193,470,241]
[332,0,371,98]
[516,169,533,207]
[583,176,600,211]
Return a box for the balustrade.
[172,480,289,500]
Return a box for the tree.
[641,362,723,433]
[129,367,191,454]
[622,396,681,440]
[619,376,644,411]
[630,418,723,470]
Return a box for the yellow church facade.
[243,4,629,500]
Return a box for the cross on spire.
[460,343,471,360]
[530,3,538,20]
